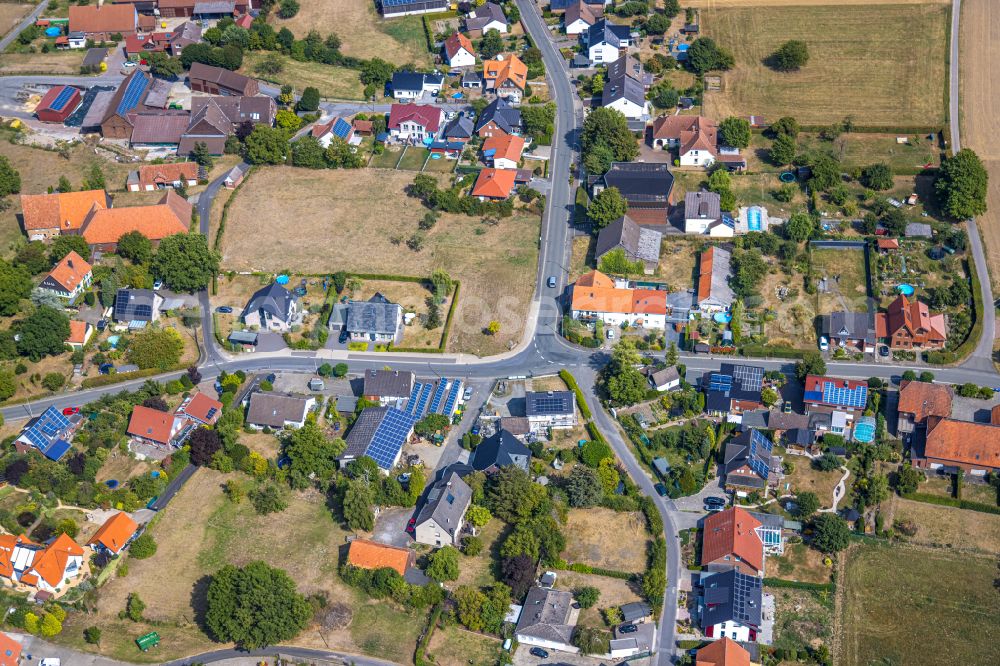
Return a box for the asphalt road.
[0,0,48,51]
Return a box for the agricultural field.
[888,495,1000,554]
[241,53,365,100]
[268,0,433,67]
[839,544,1000,666]
[0,50,87,75]
[64,468,426,662]
[960,0,1000,291]
[701,3,949,127]
[561,508,651,573]
[0,2,32,39]
[221,168,541,356]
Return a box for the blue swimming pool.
[747,207,762,231]
[713,312,732,324]
[897,283,915,296]
[276,275,289,285]
[107,335,120,349]
[853,416,876,443]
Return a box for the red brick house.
[188,62,259,97]
[916,414,1000,476]
[875,294,947,350]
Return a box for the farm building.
[35,86,82,123]
[380,0,449,18]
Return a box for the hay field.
[701,3,948,127]
[221,168,540,356]
[959,0,1000,290]
[269,0,432,66]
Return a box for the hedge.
[558,369,592,420]
[903,492,1000,515]
[213,166,254,251]
[762,577,834,592]
[586,421,608,447]
[550,560,636,580]
[81,365,185,389]
[414,603,443,666]
[739,345,808,360]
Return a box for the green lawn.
[370,147,403,169]
[398,147,430,171]
[350,600,426,664]
[424,155,458,173]
[811,247,869,315]
[839,543,1000,666]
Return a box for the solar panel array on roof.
[413,383,432,415]
[332,117,352,139]
[428,380,448,414]
[747,430,773,479]
[732,364,763,391]
[708,373,733,393]
[205,407,218,421]
[365,408,418,470]
[821,380,868,409]
[442,380,462,416]
[115,290,153,321]
[49,86,77,112]
[530,396,567,414]
[21,407,73,461]
[404,382,422,414]
[730,572,762,624]
[116,73,150,116]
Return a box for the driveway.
[371,506,413,548]
[671,475,727,513]
[17,634,134,666]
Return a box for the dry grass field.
[69,468,425,662]
[658,239,698,291]
[0,2,32,38]
[562,508,650,572]
[0,50,86,75]
[701,3,948,127]
[553,570,645,629]
[222,168,540,356]
[888,496,1000,554]
[687,0,945,5]
[241,53,365,100]
[839,544,1000,666]
[960,0,1000,291]
[426,626,502,666]
[269,0,432,66]
[769,542,833,584]
[811,247,869,315]
[784,462,843,509]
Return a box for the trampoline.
[897,283,915,296]
[779,171,796,183]
[275,275,289,285]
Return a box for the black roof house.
[702,363,765,414]
[470,429,531,473]
[525,391,575,417]
[346,293,403,339]
[599,162,675,206]
[475,96,522,134]
[443,114,474,140]
[241,282,295,326]
[700,569,763,631]
[113,288,160,323]
[602,70,646,109]
[722,429,775,489]
[587,19,631,49]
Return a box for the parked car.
[818,336,829,352]
[339,329,349,343]
[96,319,107,332]
[61,407,80,416]
[606,328,615,340]
[98,363,114,375]
[547,276,557,288]
[463,387,473,401]
[153,279,163,290]
[529,648,550,659]
[704,496,726,508]
[215,306,233,314]
[879,345,890,357]
[619,623,638,634]
[654,482,668,497]
[783,401,792,413]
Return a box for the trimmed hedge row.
[586,420,608,447]
[762,577,834,592]
[81,365,184,389]
[414,603,443,666]
[739,345,808,359]
[550,560,636,580]
[903,492,1000,515]
[559,369,592,420]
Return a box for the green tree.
[48,235,90,265]
[17,306,70,361]
[811,513,851,553]
[895,464,922,496]
[466,504,492,529]
[278,0,300,19]
[205,561,312,649]
[152,233,219,292]
[581,107,639,174]
[82,163,106,190]
[573,626,611,655]
[343,481,375,531]
[245,125,289,164]
[769,116,800,138]
[42,373,65,391]
[39,612,62,638]
[425,546,460,582]
[575,585,600,609]
[730,248,768,298]
[771,40,809,71]
[292,136,326,169]
[297,86,320,112]
[145,51,184,78]
[795,351,826,381]
[687,37,734,74]
[770,132,796,165]
[116,230,153,264]
[359,57,395,88]
[719,117,751,149]
[479,29,504,59]
[785,211,813,242]
[588,186,628,229]
[648,81,678,109]
[414,412,450,438]
[127,327,184,370]
[284,421,343,489]
[565,465,603,507]
[191,141,214,169]
[486,466,548,522]
[126,593,145,622]
[935,148,989,219]
[0,155,21,196]
[794,491,820,518]
[276,108,303,131]
[129,533,158,559]
[808,153,842,192]
[84,626,102,644]
[14,242,50,275]
[860,163,893,191]
[250,483,288,515]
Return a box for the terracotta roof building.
[176,392,224,426]
[875,294,947,350]
[481,134,525,169]
[69,4,137,38]
[695,637,754,666]
[471,167,517,199]
[443,31,475,67]
[896,380,953,434]
[917,416,1000,474]
[483,54,528,101]
[188,62,259,96]
[80,190,191,252]
[39,250,92,302]
[697,246,734,313]
[20,189,110,240]
[701,507,765,576]
[0,532,86,593]
[66,320,94,349]
[127,162,199,192]
[0,632,21,666]
[127,405,189,447]
[87,511,139,556]
[347,538,416,576]
[570,269,667,329]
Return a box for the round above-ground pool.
[713,312,733,324]
[779,171,796,182]
[275,274,289,285]
[105,479,119,489]
[897,283,915,296]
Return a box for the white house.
[570,270,668,330]
[246,393,316,430]
[586,19,631,65]
[388,103,443,143]
[515,586,579,653]
[700,570,763,643]
[390,71,444,100]
[564,0,602,35]
[465,2,508,34]
[413,471,472,547]
[601,71,648,120]
[647,366,681,392]
[442,32,475,68]
[0,533,86,595]
[37,250,92,303]
[525,391,578,432]
[240,282,299,333]
[684,190,725,235]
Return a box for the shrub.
[129,533,157,559]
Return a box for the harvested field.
[769,542,833,584]
[960,0,1000,291]
[269,0,432,66]
[839,543,1000,666]
[241,53,365,100]
[426,625,502,666]
[221,168,540,356]
[888,495,1000,554]
[0,50,86,75]
[562,508,650,572]
[688,0,945,5]
[0,2,32,38]
[702,4,948,127]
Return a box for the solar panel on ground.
[404,382,422,415]
[49,87,76,112]
[117,73,150,116]
[428,380,448,414]
[442,380,462,416]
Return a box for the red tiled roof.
[387,103,442,133]
[924,417,1000,469]
[696,637,751,666]
[133,162,198,189]
[700,507,764,574]
[697,246,717,302]
[27,533,84,589]
[69,5,137,34]
[877,238,899,250]
[67,320,92,345]
[20,190,109,232]
[482,134,525,164]
[80,190,190,245]
[0,631,21,666]
[471,167,516,198]
[483,54,527,90]
[87,512,138,554]
[444,31,474,59]
[127,405,178,445]
[897,380,953,422]
[179,392,223,425]
[46,250,92,292]
[884,294,947,344]
[347,538,413,576]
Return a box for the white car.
[818,336,829,352]
[41,660,62,666]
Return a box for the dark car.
[98,363,114,375]
[215,306,233,314]
[704,496,726,508]
[547,276,557,288]
[879,345,890,357]
[529,648,550,659]
[339,329,349,343]
[654,482,668,497]
[619,623,638,634]
[783,401,792,413]
[96,319,107,332]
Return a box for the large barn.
[380,0,449,18]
